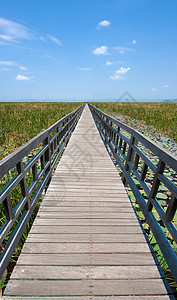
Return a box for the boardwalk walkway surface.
[3,105,172,299]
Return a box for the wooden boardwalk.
[3,105,172,299]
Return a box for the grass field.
[91,102,177,143]
[0,102,82,160]
[1,102,176,161]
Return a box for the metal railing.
[0,103,85,278]
[89,103,177,282]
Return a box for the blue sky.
[0,0,177,101]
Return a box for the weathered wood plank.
[33,218,143,226]
[27,233,146,243]
[41,201,132,207]
[4,279,168,296]
[11,265,162,280]
[36,212,136,219]
[45,191,128,197]
[17,253,156,265]
[43,196,130,202]
[39,206,134,212]
[2,296,172,300]
[22,242,151,254]
[30,225,142,234]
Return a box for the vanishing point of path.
[3,104,172,299]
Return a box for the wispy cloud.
[0,60,18,66]
[152,88,157,91]
[110,67,130,80]
[0,17,33,43]
[162,84,168,88]
[19,66,27,70]
[0,67,12,71]
[105,61,113,66]
[97,20,111,29]
[78,67,92,71]
[93,45,110,55]
[0,17,62,48]
[47,34,62,46]
[40,36,46,42]
[113,47,134,55]
[16,74,30,80]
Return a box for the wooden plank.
[22,242,151,254]
[45,191,128,197]
[33,218,142,226]
[4,279,168,296]
[43,196,130,202]
[27,233,146,243]
[46,187,127,198]
[39,207,134,212]
[11,265,162,280]
[17,253,156,266]
[41,201,132,207]
[2,296,172,300]
[48,185,126,190]
[36,212,136,219]
[30,225,142,234]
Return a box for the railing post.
[43,135,52,190]
[146,160,166,211]
[115,126,120,153]
[165,195,177,222]
[16,160,31,210]
[109,121,112,143]
[122,135,137,186]
[3,195,14,220]
[32,163,38,181]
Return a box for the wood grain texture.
[11,265,162,280]
[16,253,157,266]
[2,297,172,300]
[4,279,168,296]
[22,242,151,253]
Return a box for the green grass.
[0,102,82,160]
[91,102,177,142]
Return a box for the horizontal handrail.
[0,103,85,278]
[89,103,177,282]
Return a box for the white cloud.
[0,34,14,41]
[40,36,46,42]
[152,88,157,91]
[132,39,136,45]
[113,47,134,55]
[93,45,110,55]
[0,67,12,71]
[0,17,32,43]
[110,67,130,80]
[16,74,30,80]
[0,61,17,66]
[19,66,27,70]
[162,84,168,88]
[47,34,62,46]
[105,61,113,66]
[97,20,111,29]
[79,68,91,71]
